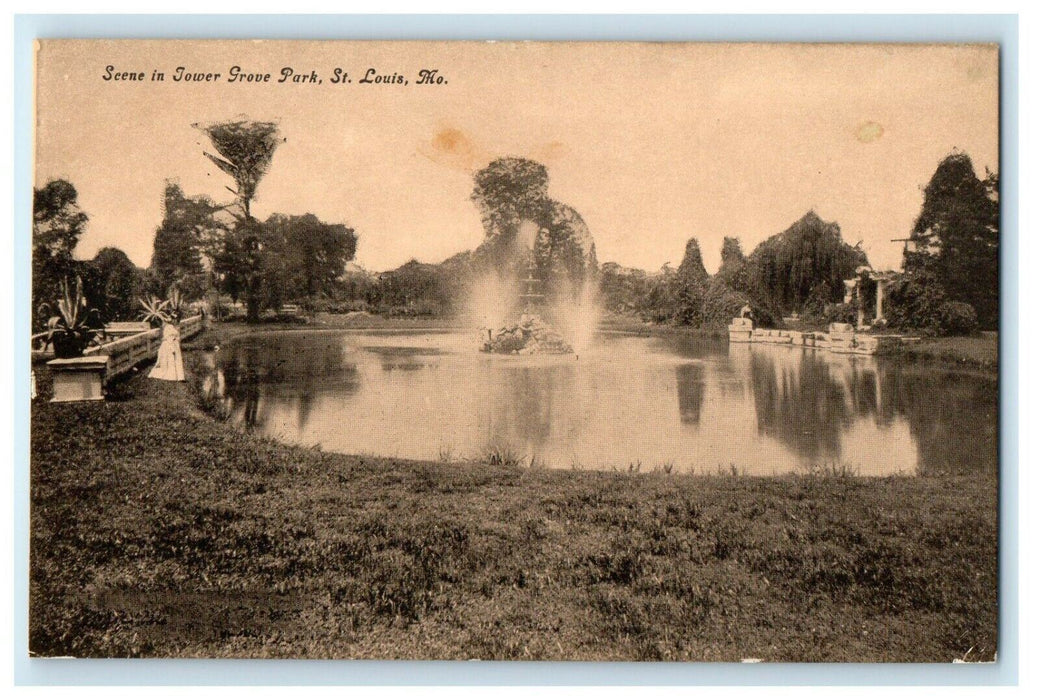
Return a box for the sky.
[34,40,999,274]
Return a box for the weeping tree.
[746,211,868,316]
[195,119,282,322]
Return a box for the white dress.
[150,322,185,381]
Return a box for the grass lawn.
[28,326,998,661]
[894,334,999,372]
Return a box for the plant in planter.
[139,295,171,327]
[139,286,184,327]
[39,277,101,358]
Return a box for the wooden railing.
[84,328,163,377]
[79,314,205,381]
[179,314,204,339]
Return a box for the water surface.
[201,329,997,476]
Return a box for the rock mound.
[481,314,574,355]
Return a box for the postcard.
[30,39,999,661]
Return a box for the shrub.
[699,279,748,329]
[887,270,979,336]
[823,302,857,325]
[886,270,948,336]
[939,301,979,336]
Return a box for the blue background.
[12,13,1019,686]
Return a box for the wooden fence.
[80,314,205,380]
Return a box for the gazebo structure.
[844,266,901,330]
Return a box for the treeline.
[312,209,863,327]
[33,145,997,336]
[32,119,360,329]
[149,182,357,316]
[599,210,867,329]
[31,178,357,330]
[326,254,471,317]
[166,119,359,322]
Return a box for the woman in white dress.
[150,312,185,381]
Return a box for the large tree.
[747,211,868,316]
[150,182,225,299]
[33,179,89,328]
[470,157,597,301]
[197,119,281,220]
[196,119,282,321]
[905,153,999,329]
[674,238,710,326]
[82,247,145,323]
[261,213,358,304]
[716,236,748,290]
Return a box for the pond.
[200,329,998,476]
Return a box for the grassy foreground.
[29,328,997,661]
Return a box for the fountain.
[470,157,598,356]
[481,258,574,355]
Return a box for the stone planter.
[47,355,109,403]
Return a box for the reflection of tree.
[489,364,576,454]
[826,357,895,427]
[220,345,266,429]
[656,334,725,360]
[882,364,998,476]
[675,363,706,425]
[748,348,996,475]
[217,335,357,432]
[750,352,854,462]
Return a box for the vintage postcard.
[30,39,999,661]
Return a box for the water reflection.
[204,332,358,435]
[199,330,997,476]
[675,363,705,425]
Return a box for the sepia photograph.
[28,38,1001,662]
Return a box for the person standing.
[149,310,185,381]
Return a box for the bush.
[939,301,979,336]
[823,302,857,325]
[306,297,371,314]
[886,270,979,336]
[384,301,440,318]
[886,271,947,336]
[700,279,750,329]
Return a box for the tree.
[716,236,747,290]
[471,158,550,244]
[905,153,999,329]
[599,262,654,315]
[746,211,868,315]
[261,213,358,304]
[196,119,282,321]
[471,157,597,300]
[674,238,710,326]
[33,179,88,328]
[82,247,145,323]
[196,119,281,220]
[150,182,225,299]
